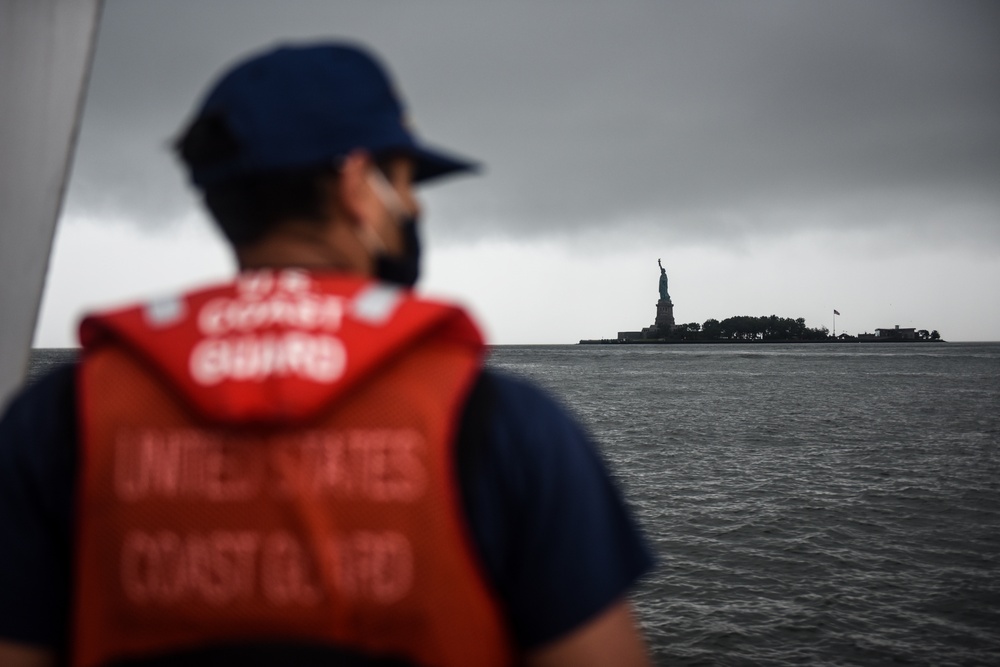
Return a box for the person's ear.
[334,150,377,224]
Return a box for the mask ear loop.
[367,168,408,221]
[354,168,404,257]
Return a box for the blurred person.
[0,42,653,667]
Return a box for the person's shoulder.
[478,367,549,399]
[458,368,655,649]
[0,363,78,649]
[0,361,78,483]
[469,368,597,468]
[1,362,77,430]
[475,368,576,426]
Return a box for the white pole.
[0,0,104,407]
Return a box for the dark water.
[487,343,1000,666]
[27,344,1000,665]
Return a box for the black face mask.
[374,215,421,287]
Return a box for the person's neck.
[235,219,372,275]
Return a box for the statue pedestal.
[654,298,675,332]
[636,299,675,339]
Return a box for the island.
[580,260,943,344]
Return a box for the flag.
[833,309,841,315]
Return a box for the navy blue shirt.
[0,362,652,658]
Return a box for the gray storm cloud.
[65,0,1000,249]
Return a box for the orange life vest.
[72,270,511,667]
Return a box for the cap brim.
[410,144,480,183]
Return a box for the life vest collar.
[79,270,483,425]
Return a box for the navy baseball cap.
[181,42,478,186]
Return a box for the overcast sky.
[36,0,1000,345]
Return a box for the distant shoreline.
[578,338,949,345]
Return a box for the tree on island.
[701,318,722,339]
[666,314,829,341]
[659,316,942,342]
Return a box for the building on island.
[875,325,917,340]
[855,326,934,341]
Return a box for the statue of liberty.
[658,258,669,301]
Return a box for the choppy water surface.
[487,343,1000,666]
[27,344,1000,665]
